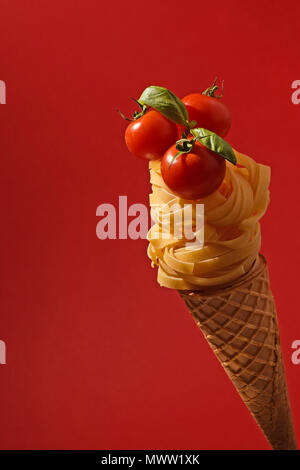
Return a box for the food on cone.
[148,148,270,289]
[119,80,297,450]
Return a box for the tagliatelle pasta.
[147,150,270,289]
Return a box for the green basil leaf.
[139,86,189,127]
[190,128,237,165]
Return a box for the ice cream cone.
[179,254,297,450]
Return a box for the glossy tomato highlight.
[125,110,178,161]
[161,141,226,200]
[182,93,231,138]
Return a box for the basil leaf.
[191,128,237,165]
[139,86,189,127]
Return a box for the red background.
[0,0,299,450]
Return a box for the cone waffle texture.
[179,254,297,450]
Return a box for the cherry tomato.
[182,93,231,138]
[125,110,178,161]
[161,141,226,200]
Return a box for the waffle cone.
[178,254,297,450]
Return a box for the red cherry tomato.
[125,110,178,161]
[161,141,226,200]
[182,93,232,138]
